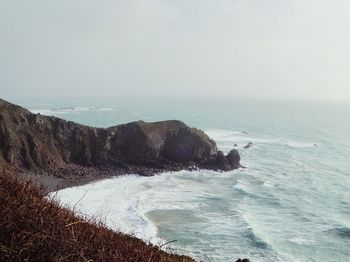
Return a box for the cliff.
[0,98,240,175]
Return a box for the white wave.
[30,107,114,115]
[206,129,279,148]
[52,175,162,244]
[206,128,319,152]
[30,109,61,115]
[52,170,219,245]
[205,129,245,138]
[288,237,316,246]
[233,182,242,190]
[262,181,277,188]
[52,169,295,261]
[284,141,319,149]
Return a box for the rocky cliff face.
[0,98,240,173]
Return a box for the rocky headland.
[0,98,241,190]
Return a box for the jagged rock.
[0,98,241,173]
[235,259,250,262]
[226,149,241,169]
[213,149,241,171]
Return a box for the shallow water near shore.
[15,97,350,261]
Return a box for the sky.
[0,0,349,102]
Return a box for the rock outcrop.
[0,98,240,173]
[243,142,253,149]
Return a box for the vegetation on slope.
[0,170,195,262]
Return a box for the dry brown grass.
[0,170,195,262]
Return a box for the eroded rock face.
[0,98,240,172]
[108,120,218,165]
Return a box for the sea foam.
[30,107,114,115]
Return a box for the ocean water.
[13,97,350,261]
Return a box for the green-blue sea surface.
[11,96,350,262]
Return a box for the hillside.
[0,169,195,262]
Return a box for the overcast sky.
[0,0,349,101]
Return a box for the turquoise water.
[12,96,350,261]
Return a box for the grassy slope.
[0,170,195,262]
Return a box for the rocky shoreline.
[0,98,248,261]
[18,163,203,192]
[0,98,241,191]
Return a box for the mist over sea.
[17,97,350,261]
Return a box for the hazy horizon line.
[3,94,350,106]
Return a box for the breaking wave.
[30,107,114,115]
[52,125,349,261]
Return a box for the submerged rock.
[0,98,241,173]
[243,142,253,149]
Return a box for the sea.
[12,96,350,261]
